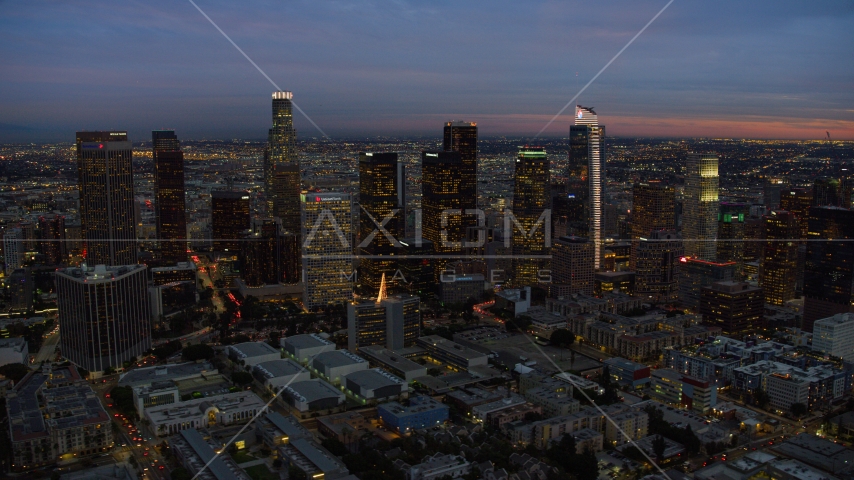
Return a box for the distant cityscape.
[0,90,853,480]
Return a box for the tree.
[182,343,214,362]
[231,371,253,386]
[0,363,31,383]
[752,388,770,410]
[652,435,667,462]
[791,402,808,418]
[550,329,575,348]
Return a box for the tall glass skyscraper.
[358,152,405,295]
[760,210,798,305]
[803,206,854,331]
[570,106,605,268]
[76,131,137,266]
[264,91,300,233]
[302,193,353,310]
[421,150,463,279]
[630,181,676,270]
[443,121,478,225]
[153,130,188,264]
[683,153,719,261]
[511,146,551,285]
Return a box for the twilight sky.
[1,0,853,142]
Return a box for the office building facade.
[347,294,420,351]
[76,131,137,265]
[421,150,464,278]
[264,91,300,234]
[571,106,605,268]
[153,130,188,263]
[38,214,67,266]
[716,203,749,279]
[630,181,676,270]
[550,236,594,297]
[634,230,683,303]
[511,146,551,285]
[678,257,736,311]
[211,190,251,255]
[56,264,151,372]
[682,153,719,261]
[760,210,799,305]
[302,193,353,309]
[358,152,405,295]
[699,281,764,336]
[803,207,854,331]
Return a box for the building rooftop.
[0,336,26,350]
[145,391,265,424]
[344,368,405,390]
[228,341,280,359]
[174,429,249,480]
[253,359,304,379]
[282,437,349,475]
[56,264,146,282]
[814,313,854,327]
[312,350,367,369]
[379,395,448,416]
[416,335,487,361]
[284,380,345,404]
[604,357,648,371]
[263,411,311,441]
[118,362,216,387]
[282,333,335,350]
[358,345,427,374]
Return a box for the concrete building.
[377,396,449,433]
[605,410,649,446]
[118,362,218,388]
[406,453,471,480]
[766,372,810,412]
[549,236,595,297]
[700,281,764,336]
[604,357,651,389]
[651,368,717,413]
[343,368,407,403]
[347,294,421,351]
[145,391,266,437]
[281,333,336,364]
[226,341,281,367]
[302,192,354,309]
[132,380,180,416]
[439,274,485,304]
[311,350,370,384]
[358,345,428,382]
[6,365,112,472]
[0,336,28,367]
[415,335,488,370]
[282,379,346,414]
[471,395,528,423]
[169,428,250,480]
[256,411,312,448]
[495,287,532,316]
[812,313,854,361]
[279,437,351,480]
[252,359,310,392]
[56,264,151,372]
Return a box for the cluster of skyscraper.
[53,90,854,373]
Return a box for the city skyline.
[2,1,853,142]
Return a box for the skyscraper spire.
[376,272,388,304]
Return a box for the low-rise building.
[358,345,428,382]
[651,368,717,413]
[343,368,407,404]
[406,453,471,480]
[377,395,449,433]
[0,337,28,367]
[812,313,854,361]
[132,380,180,416]
[256,411,311,448]
[281,334,337,364]
[766,372,810,412]
[523,384,580,417]
[282,379,346,415]
[226,341,281,367]
[471,395,528,424]
[118,361,218,388]
[278,437,351,480]
[605,410,648,446]
[7,365,113,472]
[446,387,503,412]
[252,359,310,393]
[571,428,604,454]
[604,357,651,389]
[145,391,266,437]
[317,411,372,451]
[415,335,488,371]
[311,350,370,384]
[170,428,249,480]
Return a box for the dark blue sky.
[1,0,852,142]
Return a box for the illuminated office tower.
[700,281,764,337]
[242,218,299,286]
[153,130,188,263]
[38,214,66,266]
[511,147,551,286]
[421,151,463,278]
[682,153,719,261]
[630,181,676,270]
[549,236,594,297]
[443,121,478,216]
[802,207,854,332]
[760,210,799,305]
[358,152,405,295]
[571,106,605,267]
[678,257,735,310]
[264,91,300,233]
[812,177,840,207]
[634,230,683,303]
[76,131,137,265]
[348,294,420,351]
[716,203,748,278]
[302,193,353,310]
[56,264,151,372]
[3,228,24,274]
[779,188,813,239]
[211,190,251,255]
